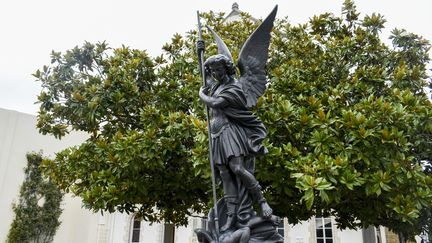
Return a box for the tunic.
[209,80,268,166]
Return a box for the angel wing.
[238,6,277,108]
[206,6,277,107]
[206,26,234,63]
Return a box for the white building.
[0,108,95,242]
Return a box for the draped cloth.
[209,80,268,223]
[210,81,267,165]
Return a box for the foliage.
[34,0,432,238]
[260,1,432,239]
[7,152,64,243]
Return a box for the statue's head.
[204,54,236,82]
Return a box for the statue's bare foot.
[260,201,273,218]
[221,215,235,232]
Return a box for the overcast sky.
[1,0,431,115]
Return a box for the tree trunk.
[163,223,175,243]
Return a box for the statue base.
[195,199,284,243]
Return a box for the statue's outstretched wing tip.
[238,6,277,107]
[265,5,278,29]
[206,25,234,63]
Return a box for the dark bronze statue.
[195,6,283,243]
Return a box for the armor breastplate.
[210,109,229,134]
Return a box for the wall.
[0,108,98,243]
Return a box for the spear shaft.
[197,11,220,238]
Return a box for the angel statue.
[195,6,283,243]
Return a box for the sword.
[197,11,220,239]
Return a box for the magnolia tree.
[34,0,432,239]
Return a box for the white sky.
[1,0,431,115]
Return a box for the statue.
[195,6,283,243]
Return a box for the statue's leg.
[229,157,273,218]
[218,165,237,232]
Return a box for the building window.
[376,226,382,243]
[277,219,285,238]
[131,217,141,243]
[315,217,333,243]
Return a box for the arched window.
[130,216,141,243]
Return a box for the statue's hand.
[200,85,209,95]
[197,40,205,53]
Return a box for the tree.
[7,152,64,243]
[34,0,432,239]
